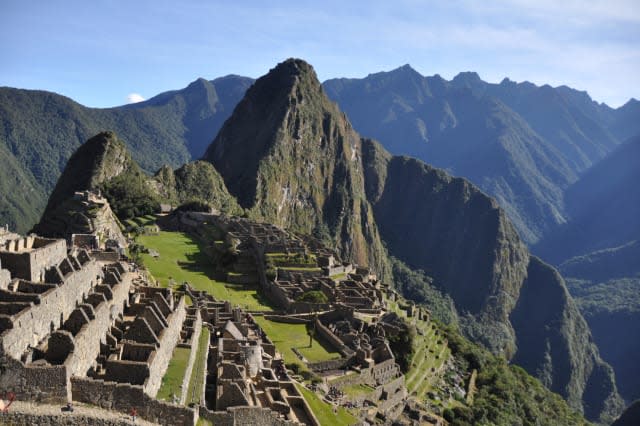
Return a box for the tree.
[295,290,328,304]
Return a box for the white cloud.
[126,93,145,103]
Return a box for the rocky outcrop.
[361,141,529,354]
[204,59,390,277]
[42,131,135,215]
[511,257,623,424]
[153,161,242,215]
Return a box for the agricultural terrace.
[137,231,272,311]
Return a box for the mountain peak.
[203,57,330,208]
[451,71,484,90]
[203,59,387,271]
[260,58,320,92]
[41,131,134,214]
[389,63,422,78]
[187,77,210,88]
[272,57,316,76]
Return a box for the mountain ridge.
[202,58,623,423]
[0,76,252,233]
[323,65,636,245]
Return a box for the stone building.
[86,286,186,397]
[181,285,319,425]
[0,235,136,403]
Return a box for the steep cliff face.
[511,257,623,423]
[361,139,529,352]
[360,137,622,423]
[204,59,389,275]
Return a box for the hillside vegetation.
[0,76,252,232]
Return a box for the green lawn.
[295,383,358,426]
[137,231,273,311]
[280,266,322,272]
[156,347,190,402]
[186,327,210,405]
[254,317,341,370]
[342,383,375,398]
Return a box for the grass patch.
[280,266,322,272]
[342,383,375,398]
[254,318,341,371]
[156,347,190,402]
[138,231,273,311]
[296,383,358,426]
[186,327,210,405]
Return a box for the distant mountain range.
[2,66,638,244]
[324,65,638,245]
[0,75,252,233]
[537,137,640,403]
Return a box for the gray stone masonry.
[180,310,202,405]
[72,377,196,426]
[0,236,67,282]
[1,252,99,359]
[144,296,187,397]
[0,400,156,426]
[63,268,132,377]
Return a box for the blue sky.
[1,0,638,107]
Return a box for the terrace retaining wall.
[71,377,196,426]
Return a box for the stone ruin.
[34,190,128,255]
[0,235,133,402]
[180,212,386,315]
[86,286,186,396]
[182,285,319,425]
[173,212,409,423]
[0,233,196,425]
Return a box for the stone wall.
[262,314,309,324]
[370,358,399,385]
[144,296,187,397]
[0,412,137,425]
[90,251,120,262]
[64,271,132,377]
[308,357,351,373]
[265,281,292,310]
[71,377,196,426]
[199,405,301,426]
[180,310,202,405]
[0,355,69,403]
[289,301,331,314]
[329,359,401,390]
[105,360,149,385]
[1,258,99,359]
[314,318,350,356]
[0,267,10,289]
[0,237,67,282]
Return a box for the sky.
[1,0,638,108]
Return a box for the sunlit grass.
[137,231,273,311]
